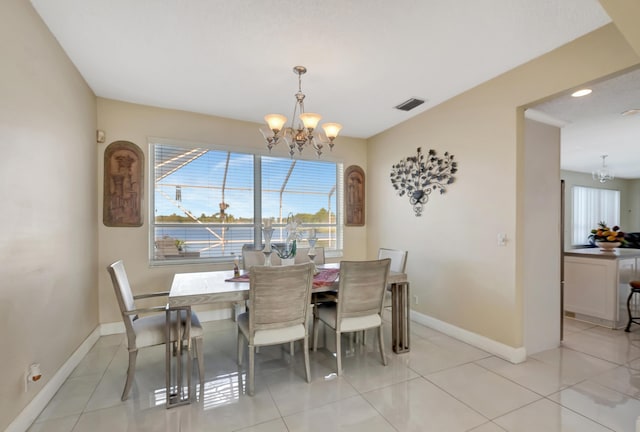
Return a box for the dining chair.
[242,247,285,269]
[236,262,315,396]
[378,248,408,273]
[378,248,408,309]
[294,247,326,265]
[312,259,391,375]
[242,248,265,270]
[107,260,204,401]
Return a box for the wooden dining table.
[165,263,410,408]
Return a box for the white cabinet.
[564,249,640,329]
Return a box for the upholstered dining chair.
[242,248,264,270]
[236,262,315,396]
[312,259,391,375]
[294,247,326,265]
[242,248,283,269]
[378,248,408,273]
[107,260,204,401]
[378,248,408,308]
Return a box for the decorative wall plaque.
[389,147,457,216]
[345,165,365,226]
[103,141,144,227]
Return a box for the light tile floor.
[28,315,640,432]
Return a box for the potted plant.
[589,221,625,251]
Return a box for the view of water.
[155,225,334,259]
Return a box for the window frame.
[148,138,344,265]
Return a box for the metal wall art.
[389,147,458,216]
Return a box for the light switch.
[497,233,507,246]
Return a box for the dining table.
[165,262,410,408]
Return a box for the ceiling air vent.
[395,98,425,112]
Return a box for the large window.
[151,142,342,263]
[571,186,620,246]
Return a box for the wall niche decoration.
[103,141,144,227]
[389,147,458,216]
[345,165,365,226]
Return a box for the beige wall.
[367,24,640,349]
[0,0,97,429]
[97,98,368,324]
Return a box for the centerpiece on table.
[274,213,300,265]
[589,221,626,251]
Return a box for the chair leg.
[303,336,311,383]
[290,341,295,356]
[248,345,255,396]
[336,331,342,375]
[194,336,205,387]
[312,317,320,352]
[378,325,387,366]
[625,289,640,332]
[237,329,244,366]
[172,341,178,356]
[122,349,138,401]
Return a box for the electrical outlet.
[25,364,42,392]
[413,295,419,304]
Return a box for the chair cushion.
[237,313,306,346]
[316,304,382,332]
[630,280,640,290]
[132,311,203,349]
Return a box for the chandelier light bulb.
[299,112,322,130]
[322,123,342,140]
[264,114,287,133]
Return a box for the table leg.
[165,306,193,408]
[391,282,410,353]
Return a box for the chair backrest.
[248,263,314,337]
[242,247,287,269]
[107,260,137,345]
[377,248,407,273]
[242,249,265,270]
[294,247,326,265]
[336,259,390,324]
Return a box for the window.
[571,186,620,246]
[151,141,342,263]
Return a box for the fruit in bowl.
[589,221,625,250]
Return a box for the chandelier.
[260,66,342,158]
[592,154,614,183]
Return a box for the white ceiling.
[31,0,628,171]
[528,67,640,179]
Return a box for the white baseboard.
[100,321,125,335]
[7,307,233,432]
[410,310,527,364]
[7,327,102,432]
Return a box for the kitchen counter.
[565,247,640,259]
[564,248,639,329]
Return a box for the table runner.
[226,267,339,289]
